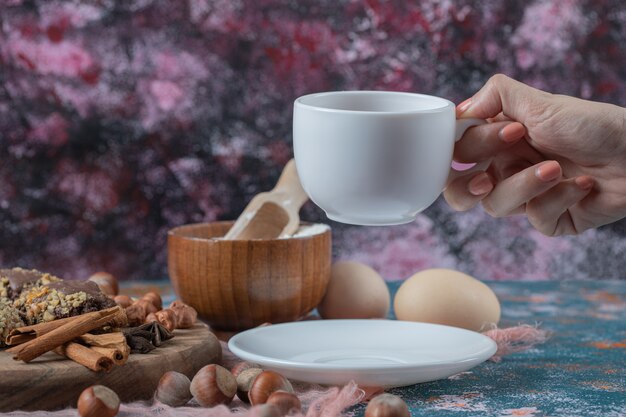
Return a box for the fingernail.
[499,122,526,143]
[535,161,561,182]
[575,176,594,190]
[456,98,472,116]
[468,173,493,195]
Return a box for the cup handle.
[455,118,485,142]
[448,118,491,183]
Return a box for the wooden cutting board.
[0,323,222,412]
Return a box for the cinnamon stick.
[78,332,126,348]
[7,306,127,346]
[78,332,130,365]
[91,346,128,366]
[7,315,85,346]
[7,306,127,363]
[54,342,114,372]
[5,333,34,346]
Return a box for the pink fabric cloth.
[7,382,366,417]
[483,324,551,362]
[5,325,548,416]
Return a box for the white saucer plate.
[228,319,497,387]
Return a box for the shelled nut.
[113,295,133,308]
[77,385,120,417]
[135,299,158,315]
[141,291,162,310]
[190,364,237,407]
[169,300,197,328]
[154,309,178,332]
[124,303,147,327]
[145,312,158,324]
[87,272,119,296]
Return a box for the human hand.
[445,74,626,236]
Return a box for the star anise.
[122,321,173,353]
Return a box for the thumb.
[457,74,552,123]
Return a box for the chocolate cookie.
[0,298,24,346]
[15,280,116,325]
[0,268,61,300]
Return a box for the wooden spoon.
[223,159,309,240]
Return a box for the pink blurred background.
[1,0,625,281]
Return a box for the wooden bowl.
[167,221,331,330]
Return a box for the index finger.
[454,121,526,164]
[457,74,553,122]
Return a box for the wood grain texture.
[168,221,331,331]
[0,324,221,412]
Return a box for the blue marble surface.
[124,280,626,417]
[354,280,626,417]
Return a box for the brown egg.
[317,261,390,319]
[394,268,500,331]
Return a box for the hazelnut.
[248,370,294,405]
[365,393,410,417]
[266,391,301,415]
[154,308,178,332]
[135,299,158,315]
[236,367,263,403]
[141,291,162,310]
[88,272,119,296]
[169,300,198,329]
[113,295,133,308]
[77,385,120,417]
[250,404,282,417]
[155,371,192,407]
[125,303,147,327]
[231,361,262,377]
[190,364,237,407]
[145,312,158,324]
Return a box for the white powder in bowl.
[285,223,331,238]
[217,222,330,240]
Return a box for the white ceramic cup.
[293,91,485,226]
